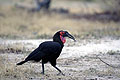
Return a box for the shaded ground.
[67,11,120,22]
[0,38,120,80]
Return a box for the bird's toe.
[40,72,44,75]
[57,72,65,76]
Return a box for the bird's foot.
[57,72,65,76]
[40,72,44,75]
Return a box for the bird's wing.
[40,41,62,55]
[25,47,44,61]
[25,41,61,61]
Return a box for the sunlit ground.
[0,0,120,80]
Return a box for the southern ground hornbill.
[17,30,76,75]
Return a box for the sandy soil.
[0,38,120,80]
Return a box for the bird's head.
[53,30,76,44]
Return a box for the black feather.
[16,30,75,75]
[16,60,27,65]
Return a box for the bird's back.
[25,41,62,62]
[40,41,62,54]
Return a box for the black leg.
[53,66,65,76]
[41,61,44,74]
[54,66,61,73]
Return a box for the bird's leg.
[41,61,44,75]
[53,66,65,76]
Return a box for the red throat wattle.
[60,35,66,44]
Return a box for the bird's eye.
[60,32,65,35]
[60,32,62,35]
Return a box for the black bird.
[17,30,76,75]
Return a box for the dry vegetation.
[1,51,120,80]
[0,0,120,39]
[0,0,120,80]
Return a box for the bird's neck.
[60,35,66,44]
[53,35,64,47]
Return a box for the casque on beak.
[63,32,76,42]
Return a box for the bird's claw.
[40,72,44,75]
[57,72,65,76]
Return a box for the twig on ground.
[97,56,120,69]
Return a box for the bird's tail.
[16,60,27,65]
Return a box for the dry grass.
[0,54,37,80]
[0,0,120,39]
[0,52,120,80]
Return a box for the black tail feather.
[16,60,27,65]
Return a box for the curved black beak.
[64,32,76,42]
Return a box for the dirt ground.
[0,38,120,80]
[0,0,120,80]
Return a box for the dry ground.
[0,39,120,80]
[0,0,120,80]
